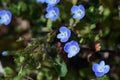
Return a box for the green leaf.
[4,67,14,77]
[54,55,68,77]
[97,75,109,80]
[60,62,68,77]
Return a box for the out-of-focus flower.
[0,61,4,75]
[0,10,12,25]
[1,51,8,56]
[64,40,80,58]
[46,0,60,6]
[92,61,110,77]
[57,26,71,42]
[45,6,59,21]
[71,4,85,20]
[36,0,45,3]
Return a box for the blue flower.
[0,10,12,25]
[57,26,71,42]
[71,4,85,20]
[64,40,80,58]
[1,51,8,56]
[92,61,110,77]
[45,6,59,21]
[46,0,60,6]
[36,0,45,3]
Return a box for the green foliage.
[0,0,120,80]
[97,75,109,80]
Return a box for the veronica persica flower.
[0,10,12,25]
[1,51,8,56]
[46,0,60,6]
[57,26,71,42]
[36,0,45,3]
[64,40,80,58]
[45,6,59,21]
[71,4,85,20]
[92,61,110,77]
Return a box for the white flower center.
[71,46,77,51]
[50,0,56,3]
[98,67,104,72]
[76,9,82,16]
[3,14,9,21]
[61,32,67,38]
[49,10,56,17]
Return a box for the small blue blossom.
[0,10,12,25]
[45,6,59,21]
[71,4,85,20]
[36,0,45,3]
[57,26,71,42]
[64,40,80,58]
[92,61,110,77]
[1,51,8,56]
[46,0,60,6]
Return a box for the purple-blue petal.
[104,65,110,74]
[45,13,50,18]
[99,61,105,67]
[92,61,110,77]
[71,6,79,13]
[57,33,62,39]
[95,72,105,77]
[67,52,75,58]
[78,12,85,20]
[64,42,71,53]
[71,4,85,20]
[45,6,59,21]
[0,10,12,25]
[51,15,58,21]
[36,0,45,3]
[67,50,78,58]
[92,64,99,72]
[54,7,60,15]
[1,51,8,56]
[46,0,60,6]
[61,37,68,42]
[74,13,85,20]
[46,6,53,12]
[73,14,78,19]
[70,40,80,53]
[64,40,80,58]
[59,26,68,33]
[66,28,71,38]
[78,5,85,12]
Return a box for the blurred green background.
[0,0,120,80]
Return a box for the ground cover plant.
[0,0,120,80]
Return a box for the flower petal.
[36,0,45,3]
[45,13,50,18]
[64,42,71,53]
[71,6,79,13]
[92,64,99,72]
[70,40,80,53]
[0,10,12,25]
[67,28,71,38]
[67,50,77,58]
[57,33,62,39]
[73,14,78,19]
[59,26,68,32]
[78,5,85,12]
[104,65,110,74]
[99,61,105,67]
[60,37,68,42]
[67,52,74,58]
[54,7,59,15]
